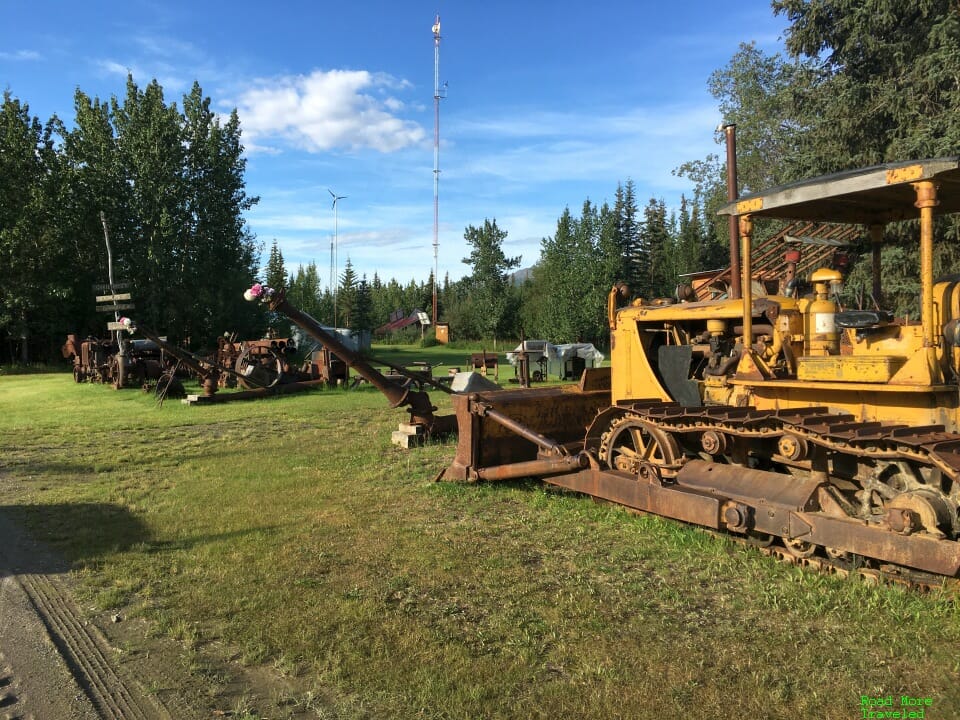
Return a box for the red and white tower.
[431,14,445,325]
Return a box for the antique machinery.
[62,333,169,389]
[270,158,960,585]
[250,285,457,434]
[117,319,280,399]
[301,345,349,387]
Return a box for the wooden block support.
[392,425,427,448]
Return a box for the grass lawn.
[1,356,959,719]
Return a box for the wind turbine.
[328,189,347,327]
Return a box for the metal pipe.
[914,182,938,348]
[870,224,883,308]
[914,181,941,384]
[432,15,443,326]
[723,124,742,300]
[474,402,565,456]
[739,215,754,351]
[474,454,588,481]
[272,293,405,404]
[269,290,438,423]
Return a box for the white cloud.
[95,59,189,94]
[97,59,138,76]
[0,49,41,61]
[450,102,721,192]
[233,69,426,153]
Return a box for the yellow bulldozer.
[267,156,960,586]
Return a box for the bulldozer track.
[609,400,960,483]
[593,400,960,591]
[753,533,958,593]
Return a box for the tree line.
[263,186,725,347]
[4,2,959,362]
[1,77,259,363]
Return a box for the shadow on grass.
[0,503,277,577]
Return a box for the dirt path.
[0,510,177,720]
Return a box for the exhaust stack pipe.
[723,123,742,300]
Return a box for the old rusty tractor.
[62,333,170,389]
[265,157,960,587]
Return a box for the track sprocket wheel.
[599,415,680,477]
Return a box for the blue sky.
[1,1,788,288]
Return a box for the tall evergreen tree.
[180,82,260,339]
[639,199,673,298]
[774,0,960,173]
[458,219,520,340]
[0,93,60,361]
[354,275,373,332]
[338,258,359,328]
[264,240,287,290]
[288,263,318,321]
[613,180,644,292]
[57,76,259,347]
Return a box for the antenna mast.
[432,14,444,326]
[329,189,347,328]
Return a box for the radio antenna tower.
[432,14,446,326]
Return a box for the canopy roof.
[718,157,960,224]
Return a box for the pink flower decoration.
[244,283,275,303]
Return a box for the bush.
[373,326,424,346]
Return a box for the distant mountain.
[508,266,534,285]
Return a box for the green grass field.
[1,360,959,719]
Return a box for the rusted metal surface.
[302,346,349,387]
[468,351,499,378]
[182,378,329,405]
[430,157,960,585]
[127,323,226,396]
[723,123,742,300]
[441,386,611,481]
[473,402,569,456]
[675,460,822,512]
[474,454,588,482]
[268,289,446,428]
[214,334,307,390]
[440,390,960,580]
[542,467,723,529]
[62,334,170,388]
[790,511,960,576]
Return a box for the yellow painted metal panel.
[746,385,958,432]
[796,355,905,383]
[885,164,924,184]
